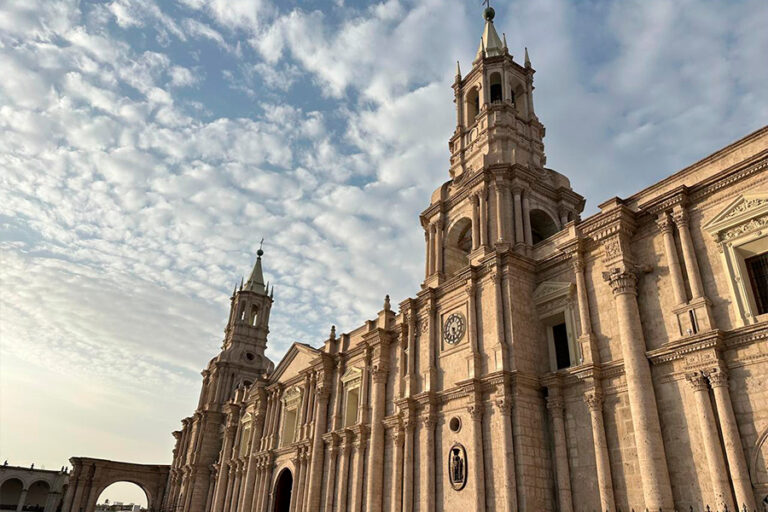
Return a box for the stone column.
[204,475,216,512]
[494,397,518,512]
[466,279,481,378]
[522,192,532,246]
[323,439,339,512]
[350,433,366,512]
[468,401,487,511]
[227,465,242,512]
[435,218,443,275]
[605,269,674,509]
[365,369,388,512]
[687,371,735,511]
[546,392,573,512]
[421,414,436,512]
[708,369,757,511]
[425,229,432,278]
[402,414,415,512]
[572,255,593,338]
[428,224,436,275]
[252,463,264,512]
[471,193,480,251]
[656,212,688,305]
[220,465,235,512]
[494,181,506,243]
[16,489,28,512]
[513,187,524,246]
[391,426,404,512]
[335,437,352,512]
[479,188,488,247]
[672,208,705,299]
[584,389,615,512]
[306,387,331,510]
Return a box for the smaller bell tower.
[223,246,273,357]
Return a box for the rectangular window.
[344,387,360,427]
[746,252,768,315]
[281,409,297,446]
[552,322,571,370]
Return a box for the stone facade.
[67,7,768,512]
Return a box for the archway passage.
[96,482,147,512]
[272,469,292,512]
[1,478,23,510]
[62,459,168,512]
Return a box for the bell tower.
[421,5,584,288]
[449,5,545,179]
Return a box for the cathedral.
[61,6,768,512]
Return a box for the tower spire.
[475,2,504,60]
[244,240,267,294]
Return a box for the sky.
[1,0,767,504]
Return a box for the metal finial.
[481,0,495,21]
[257,238,264,257]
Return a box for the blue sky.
[1,0,767,504]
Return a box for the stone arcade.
[62,7,768,512]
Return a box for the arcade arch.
[95,482,148,510]
[62,459,168,512]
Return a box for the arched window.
[466,88,480,121]
[444,218,473,277]
[489,72,502,103]
[248,304,259,326]
[529,209,558,244]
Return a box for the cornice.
[646,330,723,366]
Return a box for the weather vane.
[481,0,491,8]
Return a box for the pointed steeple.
[455,60,462,81]
[475,6,504,60]
[244,247,266,294]
[524,46,531,68]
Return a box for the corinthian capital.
[583,389,604,411]
[602,268,638,296]
[685,371,709,392]
[672,207,689,228]
[655,212,674,234]
[707,368,729,389]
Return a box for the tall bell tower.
[169,250,275,512]
[421,5,584,288]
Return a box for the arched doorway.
[95,482,148,512]
[1,478,23,510]
[272,469,292,512]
